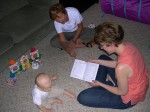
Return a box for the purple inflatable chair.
[101,0,150,25]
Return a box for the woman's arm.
[90,64,131,95]
[88,59,117,68]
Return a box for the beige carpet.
[0,3,150,112]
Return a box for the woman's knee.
[77,92,86,104]
[77,89,93,105]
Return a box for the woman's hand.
[89,80,101,87]
[85,59,97,63]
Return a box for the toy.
[9,59,20,74]
[31,61,40,69]
[88,23,96,29]
[5,48,43,87]
[6,78,18,87]
[30,48,40,61]
[20,55,31,71]
[6,59,20,87]
[30,48,42,69]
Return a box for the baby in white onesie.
[32,73,76,112]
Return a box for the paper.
[70,59,99,82]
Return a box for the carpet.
[0,3,150,112]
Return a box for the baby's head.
[35,73,52,91]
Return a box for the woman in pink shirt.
[77,22,149,109]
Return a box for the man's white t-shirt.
[54,7,83,33]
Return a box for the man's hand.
[68,40,76,49]
[67,47,77,57]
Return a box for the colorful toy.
[31,61,40,69]
[6,47,43,87]
[30,47,42,69]
[6,59,20,87]
[20,55,31,71]
[30,48,40,61]
[9,59,20,74]
[6,77,18,87]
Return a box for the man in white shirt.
[49,3,95,57]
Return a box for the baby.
[32,73,76,112]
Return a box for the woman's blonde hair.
[94,22,124,46]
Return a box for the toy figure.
[6,59,20,87]
[9,59,20,74]
[6,78,18,87]
[31,61,40,69]
[30,48,42,69]
[30,48,40,61]
[88,23,96,29]
[20,55,31,71]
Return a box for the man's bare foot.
[86,38,96,47]
[75,39,85,48]
[68,40,76,49]
[75,43,85,48]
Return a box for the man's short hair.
[49,3,67,20]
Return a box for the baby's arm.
[50,74,58,80]
[63,89,76,100]
[37,104,53,112]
